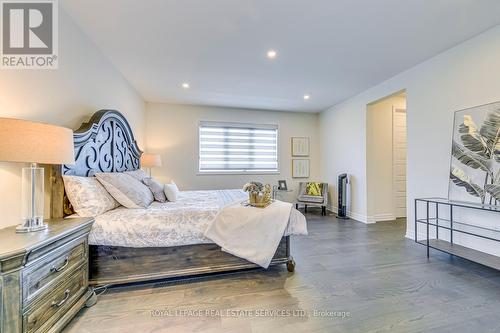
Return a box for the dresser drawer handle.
[51,289,70,308]
[50,257,69,273]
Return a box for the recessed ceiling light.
[182,83,190,89]
[303,94,310,100]
[267,50,277,59]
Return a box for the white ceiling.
[63,0,500,113]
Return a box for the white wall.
[146,103,320,201]
[366,94,406,222]
[320,24,500,253]
[0,9,146,228]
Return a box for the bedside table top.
[0,218,94,261]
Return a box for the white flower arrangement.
[242,182,272,207]
[242,181,264,193]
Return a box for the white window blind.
[199,122,279,173]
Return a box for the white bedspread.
[204,200,306,268]
[87,189,307,248]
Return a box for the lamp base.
[16,217,47,233]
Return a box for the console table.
[415,198,500,270]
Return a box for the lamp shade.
[141,153,162,167]
[0,118,75,165]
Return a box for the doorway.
[366,91,407,222]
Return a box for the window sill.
[197,171,280,176]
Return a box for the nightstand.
[0,218,94,333]
[272,186,294,201]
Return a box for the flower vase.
[249,192,258,204]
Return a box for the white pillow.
[143,177,167,203]
[63,175,120,217]
[124,169,149,182]
[95,172,154,208]
[164,181,180,202]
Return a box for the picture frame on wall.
[448,101,500,206]
[292,159,310,178]
[292,137,309,156]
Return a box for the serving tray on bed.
[241,199,274,208]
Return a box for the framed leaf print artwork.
[292,137,309,156]
[448,101,500,206]
[292,159,310,178]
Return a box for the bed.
[49,110,303,287]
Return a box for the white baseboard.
[350,211,371,224]
[328,205,370,224]
[405,231,415,240]
[328,205,400,224]
[366,213,397,223]
[405,230,430,241]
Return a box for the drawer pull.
[50,257,69,273]
[51,289,70,308]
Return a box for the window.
[199,121,279,173]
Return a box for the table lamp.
[0,118,74,232]
[140,153,162,176]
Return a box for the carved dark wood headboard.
[50,110,142,218]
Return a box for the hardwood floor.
[65,212,500,333]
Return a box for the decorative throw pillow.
[164,181,180,202]
[95,172,154,208]
[143,177,167,202]
[62,175,120,217]
[305,182,323,196]
[124,169,149,182]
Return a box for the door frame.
[392,107,407,218]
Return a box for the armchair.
[295,182,329,216]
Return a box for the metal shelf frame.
[415,198,500,270]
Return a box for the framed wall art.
[292,137,309,157]
[292,159,310,178]
[448,101,500,206]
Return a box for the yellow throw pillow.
[306,182,323,196]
